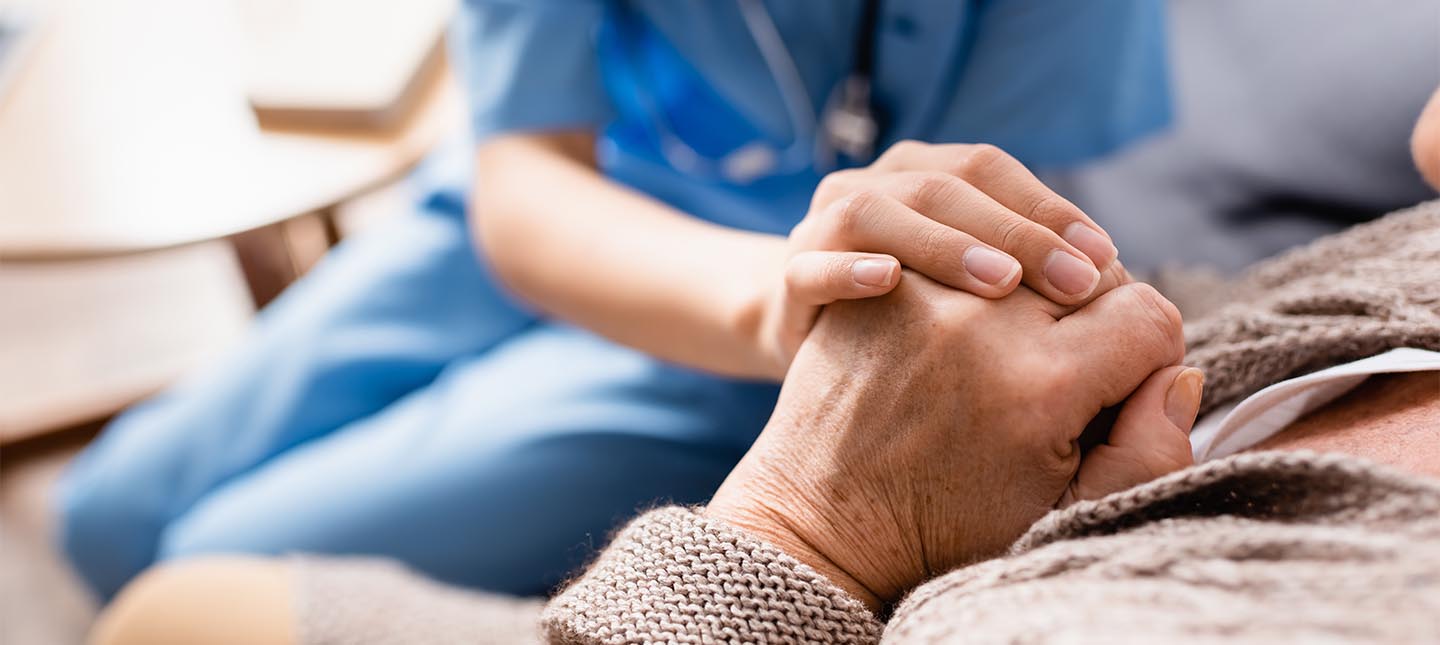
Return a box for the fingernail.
[963,246,1019,286]
[1062,222,1118,268]
[1164,368,1205,433]
[1043,250,1100,296]
[852,258,898,287]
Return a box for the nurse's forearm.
[472,131,787,380]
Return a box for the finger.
[1031,259,1134,319]
[1060,366,1202,506]
[771,252,901,367]
[873,142,1118,269]
[888,172,1102,304]
[1050,283,1186,406]
[811,167,1106,305]
[815,192,1023,298]
[784,251,900,306]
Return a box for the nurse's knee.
[92,557,295,645]
[156,485,317,563]
[56,413,197,557]
[154,505,262,563]
[56,460,153,567]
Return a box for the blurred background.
[1,0,462,640]
[0,0,1435,642]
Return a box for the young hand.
[749,141,1128,377]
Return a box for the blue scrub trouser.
[56,201,780,600]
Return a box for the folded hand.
[709,271,1201,609]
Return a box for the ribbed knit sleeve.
[885,451,1440,643]
[542,507,883,644]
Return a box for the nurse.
[57,0,1170,600]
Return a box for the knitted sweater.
[540,201,1440,643]
[1180,200,1440,413]
[297,202,1440,644]
[546,452,1440,644]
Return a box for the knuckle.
[952,143,1006,179]
[812,169,859,209]
[1020,354,1077,402]
[916,226,967,276]
[1012,357,1085,466]
[1027,193,1083,227]
[1121,283,1185,359]
[880,139,926,163]
[831,190,884,240]
[1039,442,1083,485]
[892,274,973,327]
[917,288,962,323]
[789,215,818,243]
[928,292,987,336]
[782,256,811,289]
[901,172,964,210]
[990,215,1044,255]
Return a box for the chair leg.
[229,208,343,310]
[228,222,296,309]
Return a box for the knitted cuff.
[542,507,883,644]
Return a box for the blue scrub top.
[442,0,1170,236]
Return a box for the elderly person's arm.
[543,197,1440,643]
[544,272,1198,641]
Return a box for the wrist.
[722,234,792,380]
[706,450,885,611]
[705,502,883,612]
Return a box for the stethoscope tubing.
[627,0,860,183]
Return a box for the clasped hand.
[749,141,1129,376]
[711,271,1203,611]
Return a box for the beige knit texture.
[543,507,882,644]
[885,451,1440,643]
[293,556,544,644]
[1182,199,1440,413]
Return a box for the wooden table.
[0,0,462,294]
[0,0,465,442]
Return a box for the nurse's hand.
[754,141,1129,374]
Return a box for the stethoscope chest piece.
[628,0,884,183]
[823,75,881,166]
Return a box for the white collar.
[1190,347,1440,462]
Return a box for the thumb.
[766,251,901,370]
[1061,366,1203,507]
[784,251,900,305]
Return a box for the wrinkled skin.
[709,271,1196,609]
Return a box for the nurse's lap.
[59,201,533,590]
[59,200,773,597]
[61,203,536,599]
[155,323,777,596]
[77,202,539,475]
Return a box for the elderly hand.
[708,272,1201,609]
[748,141,1128,376]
